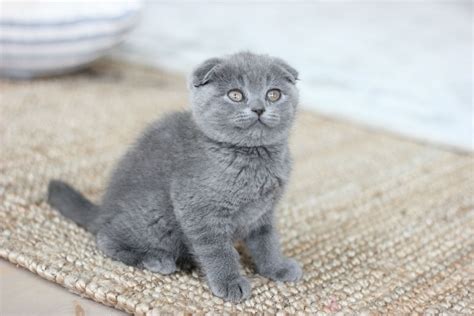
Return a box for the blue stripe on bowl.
[0,49,112,60]
[0,27,134,45]
[0,10,140,27]
[0,63,93,79]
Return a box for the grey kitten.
[48,52,302,302]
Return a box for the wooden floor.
[0,260,125,316]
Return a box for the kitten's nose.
[252,108,265,116]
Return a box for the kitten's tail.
[47,180,100,233]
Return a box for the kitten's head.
[189,52,299,146]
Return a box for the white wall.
[116,1,472,150]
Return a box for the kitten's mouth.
[235,118,270,130]
[258,119,269,126]
[248,119,268,128]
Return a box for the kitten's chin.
[194,116,286,147]
[232,117,259,130]
[234,120,264,130]
[258,116,280,128]
[231,124,289,147]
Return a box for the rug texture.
[0,60,473,315]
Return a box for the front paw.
[209,276,251,302]
[259,258,303,282]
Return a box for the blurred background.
[117,1,472,151]
[1,0,472,150]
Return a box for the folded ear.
[191,58,222,87]
[274,58,299,84]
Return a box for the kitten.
[48,52,302,302]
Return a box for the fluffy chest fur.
[209,145,287,199]
[177,141,291,231]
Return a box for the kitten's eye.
[227,89,244,102]
[266,89,281,102]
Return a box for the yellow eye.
[228,89,244,102]
[267,89,281,102]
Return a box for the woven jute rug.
[1,60,473,315]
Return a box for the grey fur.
[48,52,302,302]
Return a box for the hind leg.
[176,244,197,272]
[95,203,190,274]
[140,234,192,274]
[142,242,196,274]
[96,229,143,266]
[138,209,190,274]
[141,249,177,274]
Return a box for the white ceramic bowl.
[0,1,141,78]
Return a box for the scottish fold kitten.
[48,52,302,302]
